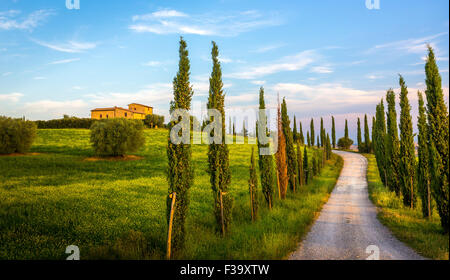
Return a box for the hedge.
[35,116,96,129]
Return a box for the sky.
[0,0,449,140]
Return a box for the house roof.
[128,103,153,108]
[91,106,144,114]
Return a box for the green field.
[364,153,449,260]
[0,129,342,260]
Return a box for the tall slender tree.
[207,41,232,235]
[281,98,298,192]
[364,115,370,153]
[276,96,288,199]
[307,131,310,147]
[386,89,401,196]
[293,116,298,142]
[166,37,194,253]
[344,119,349,139]
[398,75,416,208]
[310,119,315,147]
[257,87,274,209]
[332,116,336,149]
[248,147,258,221]
[357,117,362,152]
[425,46,449,232]
[417,91,431,218]
[320,117,325,147]
[371,116,376,153]
[299,122,304,145]
[374,100,387,186]
[303,146,309,185]
[297,141,304,187]
[317,136,320,148]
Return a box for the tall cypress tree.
[386,89,401,196]
[307,131,310,147]
[297,141,304,187]
[417,91,431,218]
[276,97,288,199]
[293,116,298,142]
[398,75,416,208]
[357,117,362,152]
[320,117,325,147]
[425,46,449,232]
[249,147,258,221]
[281,98,298,192]
[375,100,387,186]
[303,146,309,184]
[166,37,194,253]
[371,116,376,153]
[299,122,304,145]
[344,119,349,139]
[317,136,320,148]
[326,133,331,160]
[207,41,232,235]
[257,87,274,209]
[364,114,370,153]
[332,116,336,149]
[310,119,315,147]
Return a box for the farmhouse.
[91,103,153,120]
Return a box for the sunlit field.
[0,129,342,260]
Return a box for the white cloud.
[310,66,333,74]
[23,99,89,119]
[227,50,319,79]
[34,40,97,53]
[33,76,46,80]
[251,80,266,85]
[142,61,162,67]
[0,92,23,102]
[367,32,448,54]
[48,58,80,65]
[252,44,285,53]
[366,74,383,80]
[129,9,282,36]
[0,9,53,31]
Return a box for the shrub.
[337,137,354,150]
[90,118,145,156]
[143,114,164,128]
[35,116,96,129]
[0,116,37,154]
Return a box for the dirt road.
[289,151,424,260]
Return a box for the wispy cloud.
[367,32,448,54]
[0,92,23,102]
[252,43,285,53]
[34,40,97,53]
[227,50,319,79]
[0,9,53,31]
[48,58,80,65]
[310,66,333,74]
[129,9,282,36]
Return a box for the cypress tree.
[281,98,298,192]
[297,141,304,187]
[307,131,310,147]
[207,41,232,235]
[303,146,309,185]
[317,136,320,148]
[332,116,336,149]
[293,116,298,142]
[398,75,416,208]
[320,117,325,147]
[371,116,376,153]
[344,119,349,139]
[166,37,194,253]
[425,46,449,231]
[326,133,331,160]
[310,119,315,147]
[386,89,401,196]
[249,147,258,221]
[364,114,370,153]
[276,96,288,199]
[375,100,387,186]
[357,117,362,152]
[257,87,274,209]
[299,122,304,145]
[417,91,431,218]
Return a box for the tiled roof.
[128,103,153,108]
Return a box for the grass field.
[0,129,343,260]
[364,153,449,260]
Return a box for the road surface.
[289,151,424,260]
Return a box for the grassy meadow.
[364,153,449,260]
[0,128,343,260]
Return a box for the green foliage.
[331,116,336,149]
[90,118,145,157]
[297,141,304,187]
[144,114,165,128]
[337,137,353,150]
[207,41,233,235]
[398,75,416,208]
[248,147,258,221]
[299,122,304,145]
[326,133,331,160]
[310,119,315,147]
[281,98,298,192]
[166,37,195,254]
[306,131,310,147]
[320,117,325,147]
[364,114,371,153]
[303,145,309,185]
[257,87,274,209]
[385,89,401,196]
[425,46,449,232]
[0,116,37,154]
[374,100,387,186]
[293,116,298,142]
[357,117,362,152]
[35,116,95,129]
[344,119,349,139]
[417,92,432,218]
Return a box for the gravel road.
[289,151,425,260]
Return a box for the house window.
[125,113,127,117]
[100,114,102,118]
[106,114,109,119]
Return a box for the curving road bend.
[289,151,425,260]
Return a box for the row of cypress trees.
[372,46,449,233]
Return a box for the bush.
[90,118,145,156]
[337,137,354,150]
[35,115,96,129]
[0,116,37,154]
[143,114,164,128]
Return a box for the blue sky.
[0,0,448,140]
